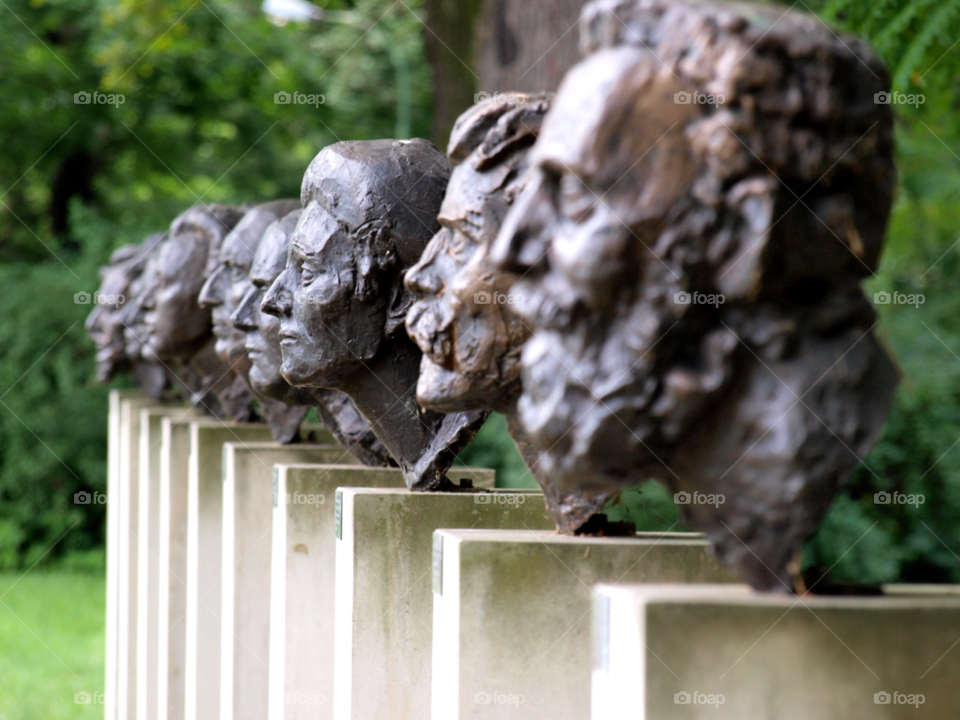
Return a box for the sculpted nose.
[198,265,226,308]
[262,269,293,318]
[404,233,445,296]
[232,286,261,330]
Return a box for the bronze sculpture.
[232,209,395,465]
[137,204,257,422]
[405,94,618,532]
[491,0,899,590]
[87,236,168,399]
[262,139,488,490]
[198,199,306,441]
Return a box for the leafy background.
[1,0,959,587]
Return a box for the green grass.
[0,572,105,720]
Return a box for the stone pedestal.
[220,442,355,720]
[106,389,143,720]
[268,465,411,720]
[183,423,276,720]
[592,584,960,719]
[137,405,197,720]
[116,395,165,720]
[156,414,208,720]
[333,486,548,720]
[431,530,734,719]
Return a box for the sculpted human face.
[406,163,526,413]
[143,230,212,359]
[86,258,137,382]
[492,47,700,479]
[233,211,314,402]
[261,202,382,388]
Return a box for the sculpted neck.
[339,332,440,480]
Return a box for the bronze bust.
[262,139,487,490]
[492,0,899,589]
[405,94,618,532]
[232,208,395,465]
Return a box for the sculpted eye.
[559,173,598,223]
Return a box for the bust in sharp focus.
[262,139,487,490]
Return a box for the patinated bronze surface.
[232,208,395,465]
[405,94,617,532]
[87,236,168,399]
[198,199,306,441]
[262,139,487,490]
[138,204,257,422]
[492,0,899,589]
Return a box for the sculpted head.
[262,139,450,389]
[405,94,550,413]
[87,239,158,382]
[141,204,245,360]
[232,209,314,404]
[492,0,898,587]
[199,200,300,370]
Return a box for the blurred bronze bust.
[198,199,305,441]
[492,0,899,589]
[137,203,256,421]
[232,208,394,465]
[262,139,487,490]
[405,94,618,532]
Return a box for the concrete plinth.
[183,423,276,720]
[116,395,165,720]
[136,405,197,720]
[431,530,734,719]
[106,390,143,720]
[333,485,549,720]
[268,465,414,720]
[592,583,960,719]
[220,443,357,720]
